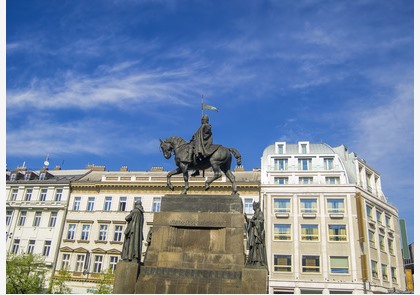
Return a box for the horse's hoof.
[204,183,210,191]
[168,185,174,191]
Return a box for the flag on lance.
[202,103,219,112]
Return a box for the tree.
[6,253,48,294]
[49,267,72,294]
[94,269,114,294]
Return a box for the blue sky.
[6,1,414,241]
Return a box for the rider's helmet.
[201,114,209,124]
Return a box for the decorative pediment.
[73,247,89,253]
[59,246,74,252]
[106,248,122,255]
[91,248,107,254]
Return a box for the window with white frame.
[39,189,47,201]
[18,211,27,226]
[109,256,119,272]
[61,253,70,269]
[379,235,385,252]
[301,224,319,241]
[75,254,85,272]
[299,177,313,184]
[6,210,13,226]
[25,173,31,181]
[81,224,90,240]
[298,158,312,170]
[274,177,288,184]
[274,159,288,170]
[388,239,394,255]
[48,212,57,227]
[276,143,285,154]
[55,189,63,201]
[87,197,95,211]
[10,173,17,181]
[325,177,340,184]
[153,197,161,212]
[302,255,320,273]
[73,197,81,211]
[67,224,76,240]
[376,210,383,225]
[42,240,51,256]
[371,260,378,278]
[33,211,42,227]
[300,143,308,154]
[273,255,292,272]
[328,225,347,241]
[119,197,127,211]
[25,189,33,201]
[10,189,18,201]
[368,230,376,248]
[93,255,103,273]
[330,256,349,274]
[98,225,108,241]
[382,264,388,281]
[327,199,345,214]
[114,225,123,242]
[39,172,46,180]
[27,240,35,254]
[273,224,291,241]
[244,199,254,214]
[385,215,392,229]
[366,205,373,219]
[104,196,112,211]
[324,158,334,170]
[12,239,20,254]
[273,198,291,213]
[391,267,397,283]
[300,198,318,213]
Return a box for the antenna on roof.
[22,161,26,168]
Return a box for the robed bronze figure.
[122,200,144,262]
[244,201,267,267]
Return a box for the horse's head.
[160,139,173,159]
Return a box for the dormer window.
[24,173,31,181]
[39,172,46,180]
[275,142,286,154]
[299,142,310,154]
[10,174,16,181]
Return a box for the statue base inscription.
[134,194,267,294]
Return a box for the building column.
[322,288,330,294]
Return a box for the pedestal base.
[113,261,139,294]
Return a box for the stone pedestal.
[113,261,140,294]
[134,194,267,294]
[241,267,268,294]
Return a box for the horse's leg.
[204,164,222,191]
[180,164,190,195]
[166,167,182,191]
[223,168,237,195]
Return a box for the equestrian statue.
[160,114,241,195]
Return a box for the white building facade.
[261,142,406,294]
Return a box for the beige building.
[55,166,260,293]
[261,142,406,294]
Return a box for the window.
[10,173,17,181]
[104,197,112,211]
[274,224,291,240]
[244,199,254,214]
[379,235,385,251]
[300,198,317,213]
[18,211,27,226]
[67,224,76,240]
[302,255,320,273]
[6,210,13,226]
[87,197,95,211]
[324,158,334,170]
[300,144,308,154]
[39,172,46,180]
[10,189,18,201]
[61,254,70,269]
[73,197,81,211]
[327,199,345,214]
[276,143,285,154]
[391,267,397,283]
[42,240,51,256]
[33,211,42,227]
[27,240,35,254]
[376,210,383,225]
[371,260,378,279]
[55,189,63,201]
[48,212,57,227]
[39,189,47,201]
[274,255,292,272]
[98,225,108,241]
[119,197,127,211]
[328,225,347,241]
[114,225,123,242]
[25,189,33,201]
[388,239,394,255]
[81,225,90,240]
[385,215,392,229]
[274,159,288,170]
[153,197,161,212]
[301,224,319,241]
[382,264,388,281]
[366,205,373,219]
[330,256,349,274]
[298,158,312,170]
[368,230,376,248]
[12,239,20,254]
[274,177,289,184]
[109,256,119,273]
[273,198,291,213]
[299,177,313,184]
[325,177,340,184]
[75,254,85,272]
[25,173,31,180]
[93,255,103,273]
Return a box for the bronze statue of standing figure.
[244,201,267,268]
[160,114,242,194]
[121,200,144,262]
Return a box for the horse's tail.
[228,148,242,166]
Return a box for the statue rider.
[189,114,213,176]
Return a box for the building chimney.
[150,166,164,172]
[53,165,62,170]
[234,165,245,172]
[120,166,128,172]
[86,164,106,171]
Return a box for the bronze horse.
[160,136,242,194]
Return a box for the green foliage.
[93,269,115,294]
[6,253,48,294]
[49,267,72,294]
